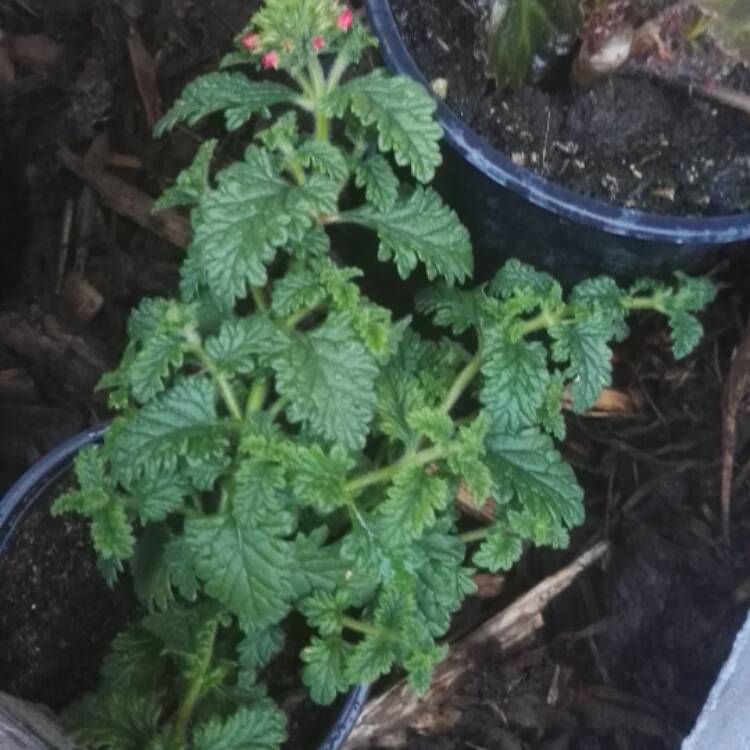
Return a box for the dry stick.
[343,541,610,749]
[0,692,78,750]
[720,319,750,542]
[57,147,191,250]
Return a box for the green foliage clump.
[51,1,715,748]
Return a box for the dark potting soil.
[390,0,750,216]
[0,474,134,710]
[0,472,344,747]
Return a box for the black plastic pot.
[0,426,370,750]
[364,0,750,283]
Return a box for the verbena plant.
[52,1,715,747]
[483,0,750,115]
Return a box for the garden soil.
[0,1,748,749]
[392,0,750,216]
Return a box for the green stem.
[622,294,665,312]
[459,527,491,544]
[342,616,398,642]
[285,302,324,330]
[169,620,218,747]
[441,353,481,414]
[269,395,290,420]
[517,308,562,336]
[345,444,447,495]
[251,285,269,312]
[188,344,242,421]
[308,57,330,141]
[326,50,351,92]
[246,379,268,415]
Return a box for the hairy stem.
[441,353,482,414]
[246,379,269,414]
[189,344,243,420]
[308,57,330,141]
[345,444,447,495]
[169,619,218,748]
[459,527,491,544]
[251,285,269,312]
[342,616,398,642]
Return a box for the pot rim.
[0,425,370,750]
[364,0,750,246]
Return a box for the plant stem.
[342,616,398,642]
[517,308,562,336]
[308,57,330,141]
[460,527,490,544]
[269,394,290,420]
[622,295,664,312]
[169,619,218,748]
[326,50,351,92]
[188,344,243,420]
[441,353,481,414]
[251,285,269,312]
[345,444,447,495]
[246,379,268,414]
[285,302,324,330]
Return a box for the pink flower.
[261,51,279,69]
[312,35,325,50]
[240,32,259,50]
[336,7,353,31]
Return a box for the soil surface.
[0,474,134,710]
[0,1,748,749]
[391,0,750,216]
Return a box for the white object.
[682,610,750,750]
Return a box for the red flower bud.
[240,32,259,50]
[312,35,325,50]
[336,7,353,31]
[261,51,279,69]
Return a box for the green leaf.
[473,525,523,572]
[571,276,629,342]
[91,502,135,561]
[127,328,186,403]
[406,406,454,445]
[404,642,448,694]
[489,258,562,302]
[193,705,287,750]
[325,70,442,183]
[485,0,580,88]
[153,139,218,211]
[354,154,399,211]
[481,330,550,431]
[667,310,703,359]
[204,317,282,375]
[154,73,296,136]
[272,317,378,450]
[291,444,354,512]
[375,369,425,449]
[187,147,317,303]
[125,471,189,523]
[346,187,472,285]
[110,377,227,484]
[271,269,327,317]
[300,589,350,635]
[377,465,452,541]
[297,139,350,182]
[238,626,285,676]
[234,456,295,535]
[416,283,482,334]
[447,417,492,504]
[184,515,293,630]
[301,636,352,706]
[550,316,612,413]
[485,429,584,533]
[63,692,162,750]
[344,632,396,685]
[98,626,163,693]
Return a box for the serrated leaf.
[63,691,162,750]
[485,0,580,88]
[485,429,584,532]
[571,276,629,342]
[297,139,350,182]
[127,328,186,403]
[234,456,295,535]
[110,377,227,484]
[473,525,523,572]
[354,154,399,210]
[91,502,135,561]
[98,626,163,693]
[204,317,282,375]
[416,283,483,334]
[131,524,175,609]
[344,632,396,685]
[238,626,285,676]
[154,73,296,136]
[301,636,353,706]
[550,317,612,413]
[490,258,562,301]
[301,589,349,636]
[192,705,287,750]
[375,369,425,449]
[325,69,442,182]
[184,515,293,630]
[668,310,703,359]
[153,139,218,211]
[271,269,326,317]
[447,417,492,504]
[188,147,317,303]
[404,642,448,694]
[481,330,550,431]
[291,444,354,512]
[272,317,378,450]
[407,406,454,445]
[377,465,452,541]
[345,187,472,285]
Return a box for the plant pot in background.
[364,0,750,284]
[0,427,370,750]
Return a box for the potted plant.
[0,0,715,747]
[364,0,750,282]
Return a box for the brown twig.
[720,319,750,542]
[57,146,191,249]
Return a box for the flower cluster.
[237,0,355,71]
